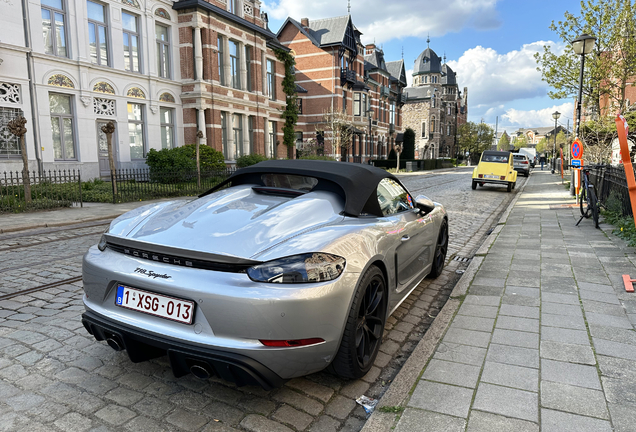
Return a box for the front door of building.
[96,120,116,180]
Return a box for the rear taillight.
[522,161,529,164]
[500,176,506,180]
[478,174,483,178]
[260,338,325,347]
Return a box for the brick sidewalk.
[365,170,636,432]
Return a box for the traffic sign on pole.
[571,138,583,159]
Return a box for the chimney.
[301,18,309,28]
[365,44,376,55]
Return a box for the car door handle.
[401,235,410,242]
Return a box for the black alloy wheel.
[355,276,385,370]
[428,219,449,278]
[329,266,386,379]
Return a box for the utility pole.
[494,116,498,149]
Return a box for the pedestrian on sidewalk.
[539,154,546,170]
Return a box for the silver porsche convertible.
[82,160,448,389]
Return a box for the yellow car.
[472,150,517,192]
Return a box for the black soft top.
[201,160,400,217]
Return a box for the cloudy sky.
[263,0,584,134]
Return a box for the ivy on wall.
[274,48,298,149]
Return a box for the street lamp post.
[552,111,560,173]
[571,33,596,138]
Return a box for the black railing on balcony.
[380,86,390,98]
[340,68,356,85]
[400,93,408,104]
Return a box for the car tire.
[471,181,477,190]
[507,182,512,192]
[427,219,448,279]
[329,266,386,379]
[512,182,516,190]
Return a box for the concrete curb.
[360,172,533,432]
[0,215,117,234]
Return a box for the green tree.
[513,134,528,150]
[556,130,568,146]
[535,0,636,115]
[497,133,510,151]
[536,137,548,154]
[458,121,495,163]
[274,48,298,156]
[402,128,415,159]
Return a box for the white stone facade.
[0,0,183,179]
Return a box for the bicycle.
[573,164,606,229]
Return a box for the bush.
[236,154,270,168]
[388,148,397,160]
[146,144,226,183]
[403,128,415,160]
[299,155,336,161]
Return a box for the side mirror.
[414,195,435,214]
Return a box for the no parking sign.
[571,138,583,159]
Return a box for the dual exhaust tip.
[104,334,213,380]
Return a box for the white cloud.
[263,0,501,44]
[503,102,574,128]
[448,41,566,108]
[405,69,413,87]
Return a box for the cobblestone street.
[0,167,526,432]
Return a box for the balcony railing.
[400,93,408,104]
[341,68,356,85]
[380,86,390,98]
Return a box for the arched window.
[431,94,436,108]
[421,122,426,137]
[424,76,428,84]
[431,116,436,134]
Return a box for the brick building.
[403,44,467,159]
[276,15,407,162]
[173,0,289,161]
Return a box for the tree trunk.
[106,131,117,196]
[19,134,31,203]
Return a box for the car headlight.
[247,253,346,284]
[97,234,108,251]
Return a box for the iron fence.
[591,165,635,217]
[0,169,82,213]
[111,168,235,203]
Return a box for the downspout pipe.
[21,0,43,174]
